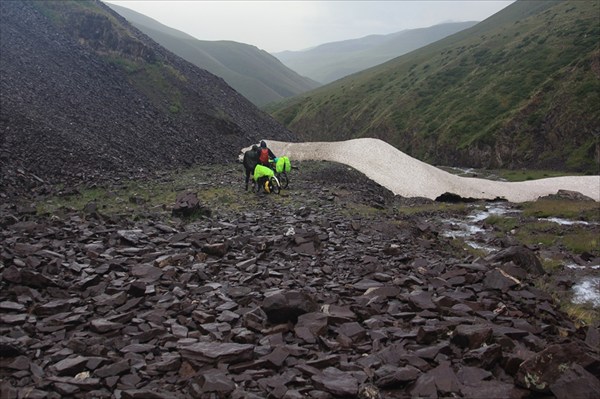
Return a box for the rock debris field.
[1,160,599,399]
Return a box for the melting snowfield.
[261,138,600,203]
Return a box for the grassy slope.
[274,21,478,84]
[268,0,600,173]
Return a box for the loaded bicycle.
[270,156,291,189]
[242,144,292,194]
[252,164,282,194]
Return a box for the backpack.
[259,148,269,164]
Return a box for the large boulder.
[488,246,545,277]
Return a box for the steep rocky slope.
[0,0,295,196]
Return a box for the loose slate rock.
[489,246,545,276]
[178,342,254,365]
[1,160,598,399]
[451,324,493,349]
[262,290,318,323]
[312,367,358,397]
[549,364,600,399]
[516,342,599,393]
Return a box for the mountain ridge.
[274,21,479,84]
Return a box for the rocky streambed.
[439,202,600,310]
[1,162,599,398]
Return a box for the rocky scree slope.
[0,162,599,398]
[0,0,294,197]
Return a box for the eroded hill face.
[105,3,320,107]
[0,0,294,195]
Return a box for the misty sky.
[104,1,515,53]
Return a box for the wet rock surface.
[1,162,599,398]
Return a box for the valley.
[1,1,599,397]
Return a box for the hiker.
[243,145,260,191]
[257,140,276,167]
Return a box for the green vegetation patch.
[518,199,600,221]
[485,211,599,255]
[491,169,582,182]
[37,165,300,221]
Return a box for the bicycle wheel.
[269,176,281,194]
[279,172,289,189]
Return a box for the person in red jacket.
[258,140,276,166]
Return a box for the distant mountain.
[105,3,320,107]
[0,0,294,192]
[274,22,478,84]
[267,0,599,173]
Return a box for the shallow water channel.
[438,202,600,308]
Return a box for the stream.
[438,202,600,308]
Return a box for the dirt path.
[261,138,600,202]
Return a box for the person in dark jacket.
[243,145,260,191]
[257,140,276,166]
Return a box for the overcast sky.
[104,1,515,53]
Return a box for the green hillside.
[268,0,600,173]
[106,3,319,106]
[274,21,478,84]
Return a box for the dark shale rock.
[202,242,229,257]
[515,342,600,393]
[262,290,318,324]
[539,189,595,202]
[451,324,493,349]
[488,246,545,277]
[483,268,521,290]
[549,363,600,399]
[0,160,597,398]
[294,312,329,343]
[375,365,421,388]
[192,368,236,396]
[312,367,358,397]
[172,191,210,218]
[178,342,254,365]
[461,380,529,399]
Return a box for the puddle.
[464,241,498,253]
[443,224,485,238]
[539,217,594,226]
[572,276,600,308]
[565,263,600,270]
[469,204,513,222]
[440,166,506,181]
